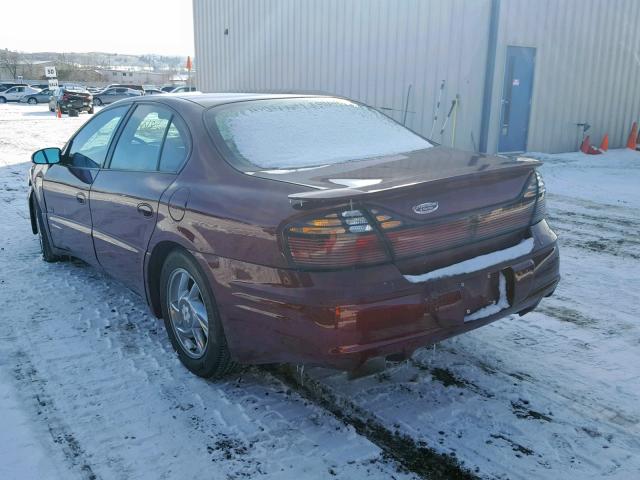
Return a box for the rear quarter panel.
[148,103,302,269]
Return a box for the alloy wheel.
[167,268,209,359]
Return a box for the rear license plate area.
[464,271,502,313]
[429,271,501,327]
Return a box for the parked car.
[49,88,94,114]
[0,82,22,92]
[169,86,198,93]
[59,83,86,91]
[0,85,41,103]
[30,83,50,90]
[93,87,142,106]
[28,94,560,378]
[20,88,55,104]
[106,84,145,92]
[161,85,178,92]
[143,88,166,95]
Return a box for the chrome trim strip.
[92,229,138,253]
[48,214,92,235]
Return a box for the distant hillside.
[18,51,188,71]
[1,48,192,85]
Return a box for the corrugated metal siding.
[193,0,492,152]
[487,0,640,153]
[193,0,640,154]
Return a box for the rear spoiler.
[288,158,542,209]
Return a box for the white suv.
[0,85,41,103]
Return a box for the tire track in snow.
[268,365,477,480]
[10,351,98,480]
[546,198,640,261]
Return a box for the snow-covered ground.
[1,103,639,479]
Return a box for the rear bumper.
[195,220,560,370]
[59,100,92,111]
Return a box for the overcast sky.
[0,0,194,56]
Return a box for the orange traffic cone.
[56,106,62,119]
[626,121,637,149]
[599,134,609,152]
[580,135,591,153]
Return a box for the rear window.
[206,98,432,171]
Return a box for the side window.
[109,104,172,171]
[67,106,128,168]
[159,118,190,172]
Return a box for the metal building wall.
[193,0,640,153]
[487,0,640,153]
[193,0,492,152]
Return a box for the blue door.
[498,46,536,153]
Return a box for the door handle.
[137,203,153,217]
[76,192,86,204]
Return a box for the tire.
[94,98,103,106]
[28,97,37,104]
[160,249,235,378]
[88,106,94,114]
[0,97,6,104]
[33,197,60,263]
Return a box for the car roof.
[188,92,330,107]
[136,92,330,108]
[102,93,335,113]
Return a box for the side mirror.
[32,147,61,165]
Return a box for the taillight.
[284,209,389,268]
[62,93,69,101]
[524,171,546,224]
[367,172,544,259]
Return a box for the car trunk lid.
[270,147,542,273]
[250,146,538,204]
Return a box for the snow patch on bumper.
[464,271,510,322]
[403,237,534,283]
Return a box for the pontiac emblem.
[412,202,439,215]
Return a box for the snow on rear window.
[210,98,432,170]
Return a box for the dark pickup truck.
[50,88,94,114]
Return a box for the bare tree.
[0,49,20,80]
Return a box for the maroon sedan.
[28,94,559,378]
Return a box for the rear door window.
[158,119,190,172]
[109,104,179,171]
